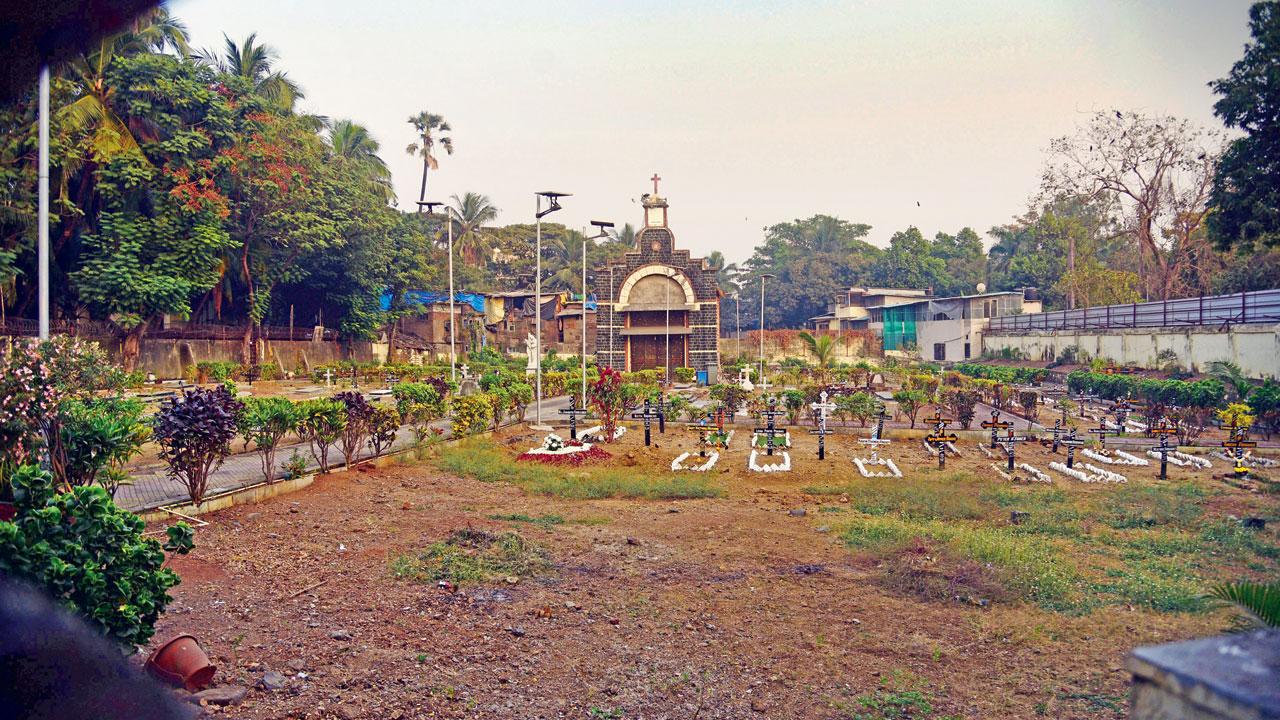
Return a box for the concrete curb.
[139,427,513,524]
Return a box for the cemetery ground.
[152,423,1279,720]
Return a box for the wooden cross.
[689,418,712,458]
[631,398,660,446]
[714,407,726,433]
[1109,398,1135,435]
[1000,428,1034,473]
[1149,419,1179,480]
[753,397,788,456]
[926,430,958,469]
[809,391,837,460]
[1059,431,1084,468]
[559,394,589,440]
[1221,422,1257,478]
[981,410,1012,449]
[1088,416,1117,450]
[651,173,661,194]
[873,404,891,441]
[1048,419,1063,454]
[922,412,951,429]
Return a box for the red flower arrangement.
[516,445,612,466]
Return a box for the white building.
[808,287,931,332]
[868,290,1043,362]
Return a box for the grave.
[558,395,590,440]
[631,398,661,446]
[749,397,791,472]
[1221,422,1258,479]
[852,403,900,478]
[998,428,1034,474]
[924,414,957,470]
[1059,430,1084,469]
[981,410,1012,449]
[672,418,719,472]
[1147,419,1180,480]
[808,391,837,460]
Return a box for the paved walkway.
[117,393,573,513]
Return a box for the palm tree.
[406,111,453,207]
[1210,581,1280,629]
[447,192,498,264]
[328,119,393,203]
[797,331,837,368]
[1207,361,1253,402]
[608,223,636,247]
[197,33,304,111]
[544,229,589,291]
[706,250,740,296]
[58,8,190,161]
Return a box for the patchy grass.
[391,529,548,584]
[1200,519,1280,560]
[488,512,566,530]
[438,439,722,500]
[806,473,990,520]
[1098,483,1204,530]
[828,671,960,720]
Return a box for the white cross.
[324,368,332,388]
[460,363,470,379]
[810,391,837,424]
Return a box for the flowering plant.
[542,434,566,451]
[588,367,625,443]
[517,445,611,466]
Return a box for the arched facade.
[594,190,721,373]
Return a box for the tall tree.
[198,33,304,112]
[328,119,393,203]
[1041,110,1222,300]
[1209,1,1280,249]
[447,192,498,265]
[406,111,453,207]
[870,227,947,291]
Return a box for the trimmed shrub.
[451,395,493,437]
[154,387,242,505]
[0,465,194,649]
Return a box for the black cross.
[754,397,788,456]
[655,392,667,434]
[926,431,958,469]
[1088,416,1118,450]
[352,364,359,390]
[1048,419,1063,454]
[559,395,590,440]
[922,412,951,429]
[1149,419,1179,480]
[1109,398,1135,436]
[631,398,660,446]
[1001,428,1034,473]
[872,404,890,441]
[1221,422,1257,478]
[1060,431,1084,468]
[689,418,712,458]
[981,410,1012,449]
[809,391,837,460]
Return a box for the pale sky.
[171,0,1253,264]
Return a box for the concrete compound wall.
[983,323,1280,379]
[93,336,376,379]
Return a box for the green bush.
[58,396,149,496]
[195,360,241,383]
[952,362,1046,385]
[451,395,493,436]
[238,397,300,482]
[674,366,697,383]
[297,398,346,473]
[392,382,445,442]
[0,465,194,649]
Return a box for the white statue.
[525,332,539,374]
[737,367,754,392]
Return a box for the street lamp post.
[733,292,740,360]
[416,201,455,382]
[758,274,775,390]
[534,192,570,426]
[583,221,614,408]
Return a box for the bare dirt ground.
[152,422,1276,719]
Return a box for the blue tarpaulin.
[380,291,486,313]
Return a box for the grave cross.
[981,410,1012,449]
[1088,416,1118,450]
[352,365,359,390]
[655,392,667,434]
[323,368,333,388]
[1221,422,1257,478]
[1109,398,1135,435]
[689,418,712,458]
[754,397,789,456]
[925,417,958,470]
[1001,428,1034,473]
[809,391,838,460]
[1059,431,1084,468]
[873,404,891,440]
[559,394,590,440]
[1049,419,1063,454]
[631,398,660,446]
[1149,419,1180,480]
